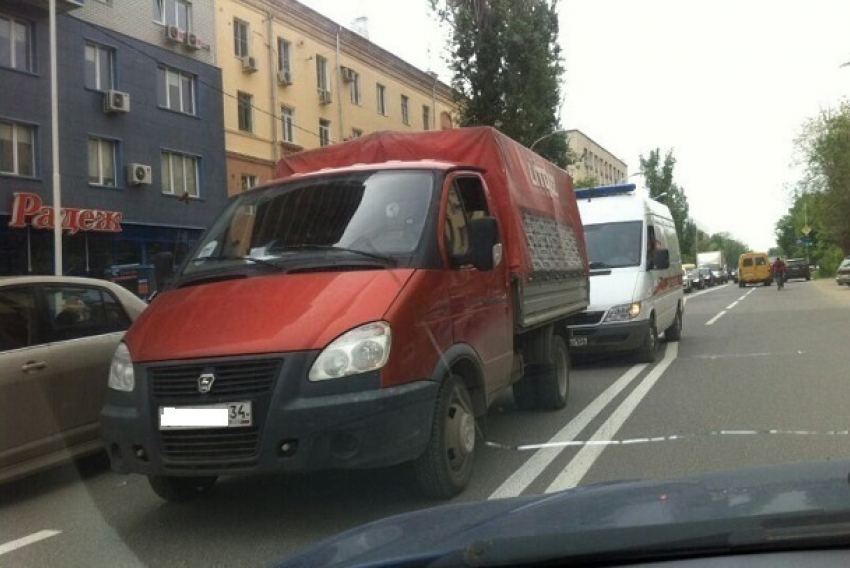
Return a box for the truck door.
[442,175,512,397]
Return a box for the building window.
[401,95,410,125]
[237,91,253,132]
[0,15,33,72]
[350,72,361,105]
[161,151,199,197]
[84,43,114,91]
[351,128,363,139]
[88,137,117,187]
[155,0,191,31]
[157,66,195,115]
[376,83,387,116]
[240,174,258,192]
[0,121,35,177]
[278,38,291,75]
[422,105,431,130]
[233,18,249,58]
[316,55,329,93]
[281,106,295,143]
[319,119,331,147]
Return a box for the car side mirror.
[650,249,670,270]
[452,217,500,271]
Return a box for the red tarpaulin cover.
[276,126,588,281]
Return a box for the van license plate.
[569,337,588,347]
[159,401,252,430]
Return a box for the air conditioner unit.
[165,25,184,44]
[319,89,332,105]
[340,67,356,82]
[242,56,258,73]
[277,70,292,85]
[103,90,131,113]
[185,33,202,50]
[127,163,152,186]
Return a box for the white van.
[567,184,684,362]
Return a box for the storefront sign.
[8,192,123,234]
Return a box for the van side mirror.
[651,249,670,270]
[153,252,175,289]
[452,217,500,271]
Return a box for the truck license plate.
[159,401,252,430]
[569,336,588,347]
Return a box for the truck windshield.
[583,221,643,269]
[183,170,434,276]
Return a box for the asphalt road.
[2,278,850,567]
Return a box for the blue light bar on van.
[574,183,637,200]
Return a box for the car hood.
[125,269,414,362]
[587,269,640,310]
[278,459,850,568]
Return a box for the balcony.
[14,0,84,13]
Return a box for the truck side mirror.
[153,252,175,289]
[452,217,500,271]
[651,249,670,270]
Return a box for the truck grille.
[566,311,604,326]
[160,427,260,462]
[149,359,282,400]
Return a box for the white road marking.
[684,283,728,304]
[706,310,727,325]
[738,295,747,301]
[0,530,61,557]
[488,363,648,500]
[546,343,679,493]
[726,301,739,309]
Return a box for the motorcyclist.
[772,256,787,288]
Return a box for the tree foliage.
[639,149,690,248]
[573,176,599,189]
[431,0,569,167]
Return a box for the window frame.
[401,95,410,125]
[160,150,200,198]
[350,72,361,105]
[233,18,250,59]
[277,37,291,74]
[316,55,329,92]
[237,91,253,133]
[155,0,192,31]
[0,120,37,178]
[376,83,387,116]
[84,42,115,92]
[88,136,119,187]
[0,14,33,73]
[281,106,295,144]
[423,104,431,130]
[319,119,331,147]
[240,174,258,192]
[157,66,196,115]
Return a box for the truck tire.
[739,281,744,288]
[664,305,683,342]
[634,317,659,364]
[414,374,476,498]
[148,475,217,502]
[512,377,538,410]
[533,334,570,411]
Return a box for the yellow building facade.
[566,129,628,187]
[215,0,455,195]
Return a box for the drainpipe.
[429,71,438,130]
[267,10,279,167]
[336,26,344,142]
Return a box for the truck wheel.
[634,317,659,364]
[532,334,570,411]
[414,374,476,498]
[664,305,683,342]
[512,377,538,410]
[148,475,217,502]
[739,281,744,288]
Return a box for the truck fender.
[427,344,487,419]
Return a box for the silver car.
[0,276,146,483]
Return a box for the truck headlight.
[108,342,135,392]
[309,321,392,381]
[604,302,642,323]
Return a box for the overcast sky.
[301,0,850,252]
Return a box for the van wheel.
[634,317,659,363]
[664,306,683,342]
[414,374,476,498]
[148,475,217,502]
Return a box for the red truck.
[101,127,589,501]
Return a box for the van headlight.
[604,302,642,322]
[309,321,392,381]
[108,342,135,392]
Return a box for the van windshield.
[583,221,643,269]
[183,170,435,276]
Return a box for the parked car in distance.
[0,276,147,483]
[682,267,692,293]
[785,258,811,281]
[837,257,850,286]
[687,267,703,290]
[699,266,714,288]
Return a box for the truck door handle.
[22,361,47,372]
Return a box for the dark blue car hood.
[277,459,850,567]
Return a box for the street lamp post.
[529,129,569,151]
[49,0,62,275]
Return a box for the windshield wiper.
[589,261,612,269]
[191,255,284,271]
[271,245,397,266]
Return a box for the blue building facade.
[0,0,226,279]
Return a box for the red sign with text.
[8,192,123,234]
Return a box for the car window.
[755,257,767,266]
[43,285,131,342]
[0,286,39,351]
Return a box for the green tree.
[639,149,690,246]
[573,176,599,189]
[431,0,569,167]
